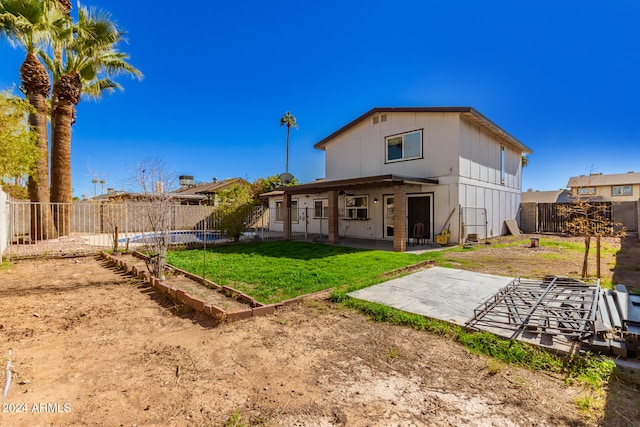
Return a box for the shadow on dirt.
[612,233,640,293]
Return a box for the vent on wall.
[373,114,388,125]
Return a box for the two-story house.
[267,107,532,251]
[567,172,640,202]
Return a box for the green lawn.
[166,241,445,303]
[166,240,617,396]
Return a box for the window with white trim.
[577,187,596,195]
[612,185,632,196]
[345,196,368,219]
[275,200,298,222]
[386,130,422,162]
[314,199,328,218]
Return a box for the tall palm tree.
[279,111,297,174]
[0,0,64,239]
[44,4,141,234]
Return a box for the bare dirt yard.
[1,235,639,426]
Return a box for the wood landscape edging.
[99,251,292,322]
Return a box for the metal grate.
[466,276,600,340]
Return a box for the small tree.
[250,174,300,206]
[99,198,126,252]
[559,192,625,279]
[215,184,257,241]
[129,159,176,279]
[0,90,38,190]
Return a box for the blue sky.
[1,0,639,198]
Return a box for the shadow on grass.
[199,240,369,260]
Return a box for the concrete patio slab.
[348,267,514,326]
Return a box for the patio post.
[393,184,406,252]
[283,192,292,240]
[328,190,339,244]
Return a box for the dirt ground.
[1,235,639,426]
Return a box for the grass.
[167,241,446,304]
[166,238,617,394]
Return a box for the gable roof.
[521,189,574,203]
[172,178,248,197]
[567,172,640,188]
[314,107,532,154]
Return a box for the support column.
[393,184,406,252]
[283,193,292,240]
[328,190,339,245]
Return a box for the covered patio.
[279,174,438,252]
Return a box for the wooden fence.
[521,201,638,234]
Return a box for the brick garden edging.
[99,252,305,322]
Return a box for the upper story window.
[577,187,596,195]
[500,145,505,184]
[345,196,368,220]
[612,185,632,196]
[386,130,422,162]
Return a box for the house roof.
[567,172,640,188]
[172,178,248,197]
[313,107,533,154]
[280,174,438,195]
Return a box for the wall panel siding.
[324,112,461,181]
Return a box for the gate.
[460,206,487,243]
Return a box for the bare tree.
[99,198,126,252]
[559,185,625,279]
[129,159,176,279]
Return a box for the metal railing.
[3,201,314,259]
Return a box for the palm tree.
[0,0,64,239]
[279,111,297,174]
[45,4,141,234]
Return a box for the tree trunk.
[596,235,601,279]
[581,235,591,279]
[21,53,57,240]
[50,97,75,236]
[51,72,81,236]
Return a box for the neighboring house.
[267,107,533,251]
[93,177,248,205]
[567,172,640,202]
[171,177,249,205]
[521,189,574,204]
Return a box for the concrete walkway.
[348,267,514,326]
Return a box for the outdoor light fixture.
[374,198,378,204]
[338,190,346,196]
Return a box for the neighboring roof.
[280,174,438,195]
[567,172,640,188]
[521,189,574,203]
[313,107,533,154]
[172,178,248,197]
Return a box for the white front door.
[383,195,394,239]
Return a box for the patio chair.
[411,222,426,246]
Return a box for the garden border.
[99,251,314,322]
